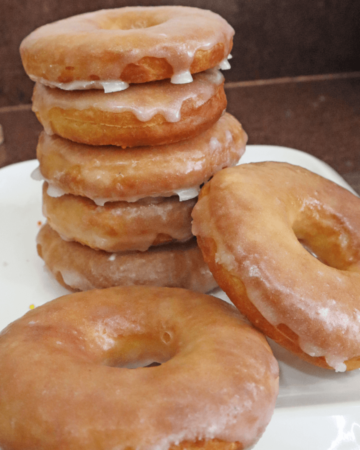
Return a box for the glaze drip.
[173,186,200,202]
[218,59,231,70]
[29,76,130,93]
[38,113,247,203]
[21,7,234,88]
[46,184,66,198]
[171,71,193,85]
[91,186,200,205]
[33,69,224,124]
[30,166,44,181]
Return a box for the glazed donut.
[37,113,247,203]
[0,286,279,450]
[20,7,234,88]
[32,70,226,147]
[192,162,360,371]
[42,183,195,252]
[37,223,217,293]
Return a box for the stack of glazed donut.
[20,6,248,293]
[9,11,279,450]
[5,6,359,450]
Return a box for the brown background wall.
[1,0,360,107]
[1,0,360,191]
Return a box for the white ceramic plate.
[1,145,359,449]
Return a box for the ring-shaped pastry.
[32,70,226,147]
[0,286,279,450]
[20,7,234,88]
[192,162,360,371]
[37,223,217,293]
[42,183,195,252]
[37,113,247,203]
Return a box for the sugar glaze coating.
[0,286,278,450]
[36,224,217,293]
[20,7,234,87]
[31,169,202,203]
[29,55,231,92]
[36,113,247,203]
[30,77,130,93]
[192,162,360,371]
[32,69,226,148]
[42,183,196,252]
[32,69,224,125]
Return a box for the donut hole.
[293,209,360,271]
[296,235,352,270]
[103,334,176,369]
[99,12,165,31]
[112,356,169,369]
[145,362,162,368]
[123,360,164,369]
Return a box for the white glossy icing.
[93,198,113,207]
[46,183,66,198]
[215,250,237,271]
[92,186,200,205]
[299,341,325,358]
[173,186,200,202]
[33,69,224,124]
[60,269,91,291]
[218,59,231,70]
[30,166,44,181]
[299,340,348,371]
[326,358,347,373]
[170,70,193,85]
[102,81,130,93]
[23,7,235,90]
[30,75,129,92]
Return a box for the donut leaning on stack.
[192,162,360,371]
[20,6,248,292]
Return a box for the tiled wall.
[1,0,360,107]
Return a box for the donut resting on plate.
[0,286,278,450]
[37,223,217,293]
[192,162,360,371]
